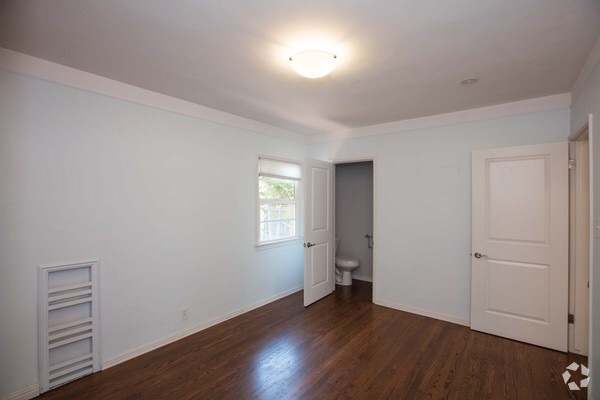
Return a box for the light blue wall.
[0,70,306,398]
[311,109,571,323]
[571,59,600,399]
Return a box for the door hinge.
[568,313,575,324]
[568,159,576,170]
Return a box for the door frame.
[568,122,591,355]
[332,157,377,300]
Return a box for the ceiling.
[1,1,599,136]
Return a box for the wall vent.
[38,260,100,393]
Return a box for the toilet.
[335,239,360,286]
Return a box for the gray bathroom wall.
[335,162,374,281]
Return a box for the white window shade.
[259,158,302,181]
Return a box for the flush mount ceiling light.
[289,50,337,79]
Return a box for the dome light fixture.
[289,50,337,79]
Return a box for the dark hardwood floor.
[38,280,587,400]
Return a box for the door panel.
[488,157,549,243]
[311,242,330,286]
[304,158,334,307]
[486,260,549,322]
[311,167,329,231]
[471,142,568,351]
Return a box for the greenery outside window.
[258,157,301,245]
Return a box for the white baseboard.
[352,275,373,283]
[0,384,39,400]
[1,286,303,400]
[102,285,303,370]
[374,298,470,327]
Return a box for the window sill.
[255,238,303,251]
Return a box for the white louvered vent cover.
[38,261,100,393]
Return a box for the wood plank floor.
[38,281,587,400]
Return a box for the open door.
[471,142,568,351]
[304,158,335,307]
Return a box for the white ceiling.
[1,1,599,136]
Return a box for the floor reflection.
[252,334,302,399]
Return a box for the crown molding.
[571,37,600,103]
[0,47,309,144]
[310,93,571,144]
[0,47,576,147]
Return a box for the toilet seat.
[335,255,360,268]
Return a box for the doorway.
[568,124,590,356]
[334,161,374,290]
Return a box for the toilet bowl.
[335,239,360,286]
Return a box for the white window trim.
[256,155,303,249]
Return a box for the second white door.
[471,142,568,351]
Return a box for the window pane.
[260,203,296,222]
[260,220,296,242]
[259,176,296,200]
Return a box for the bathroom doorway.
[335,160,374,292]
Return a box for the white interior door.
[471,142,568,351]
[304,158,335,307]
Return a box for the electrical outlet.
[180,307,189,320]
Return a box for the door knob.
[473,252,488,259]
[305,242,315,248]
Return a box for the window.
[257,157,301,245]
